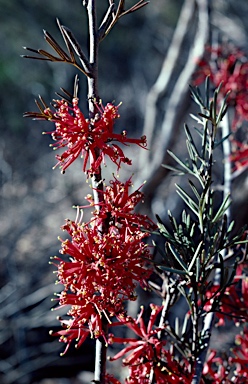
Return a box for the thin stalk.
[87,0,104,213]
[87,0,99,110]
[94,319,108,384]
[86,1,107,383]
[191,141,213,383]
[149,279,171,384]
[221,111,232,223]
[191,282,199,366]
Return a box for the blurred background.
[0,1,247,383]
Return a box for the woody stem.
[86,1,107,383]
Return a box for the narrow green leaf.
[214,132,232,149]
[216,91,231,125]
[199,177,211,216]
[212,193,232,223]
[227,220,235,234]
[189,85,204,107]
[175,184,198,212]
[176,190,199,216]
[168,210,178,233]
[161,164,186,175]
[234,240,248,244]
[188,179,201,201]
[167,150,194,175]
[188,241,203,272]
[190,113,204,125]
[182,210,187,225]
[156,214,164,224]
[186,213,191,229]
[168,243,188,272]
[184,124,200,158]
[201,119,208,159]
[157,222,169,235]
[186,141,197,165]
[189,222,196,237]
[165,242,183,268]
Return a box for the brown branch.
[98,2,116,41]
[121,0,149,16]
[101,0,149,40]
[59,23,92,75]
[22,23,92,77]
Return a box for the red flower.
[109,305,164,364]
[27,98,147,174]
[194,44,248,129]
[203,350,233,383]
[57,216,152,301]
[204,334,248,384]
[105,374,122,384]
[203,265,248,326]
[231,328,248,378]
[84,176,156,231]
[230,140,248,173]
[109,305,193,383]
[50,303,101,354]
[50,197,153,352]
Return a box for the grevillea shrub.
[24,2,248,383]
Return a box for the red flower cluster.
[203,328,248,383]
[203,264,248,326]
[231,327,248,379]
[230,140,248,173]
[34,98,147,174]
[84,176,155,230]
[105,374,122,384]
[203,350,232,383]
[194,44,248,129]
[108,304,193,383]
[50,178,155,353]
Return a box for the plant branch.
[22,23,91,77]
[58,22,92,75]
[86,2,107,382]
[101,0,149,40]
[192,107,232,384]
[98,3,116,41]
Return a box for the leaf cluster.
[149,80,247,361]
[21,1,149,77]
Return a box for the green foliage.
[159,82,246,273]
[151,81,248,363]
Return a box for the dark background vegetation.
[0,1,247,383]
